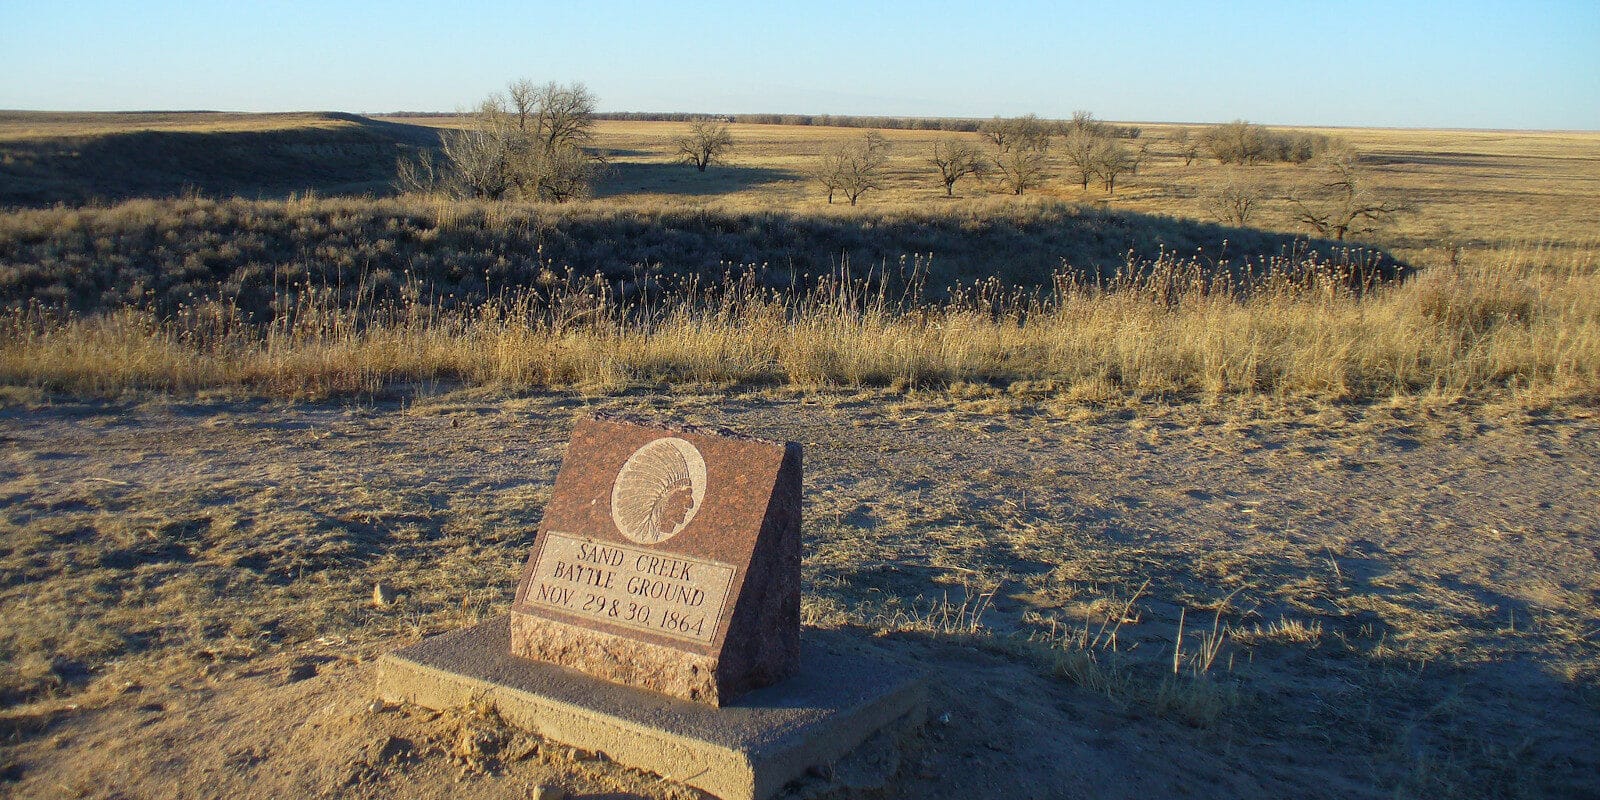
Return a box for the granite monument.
[509,415,802,705]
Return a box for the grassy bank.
[0,194,1394,315]
[3,241,1593,403]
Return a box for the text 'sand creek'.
[524,531,736,645]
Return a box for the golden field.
[576,120,1600,256]
[2,115,1598,406]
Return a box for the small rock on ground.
[531,784,568,800]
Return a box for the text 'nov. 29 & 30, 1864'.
[523,531,736,645]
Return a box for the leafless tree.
[807,148,849,204]
[1204,170,1268,227]
[674,119,735,171]
[981,116,1051,195]
[928,137,985,196]
[809,132,892,205]
[1060,110,1139,193]
[1288,147,1400,240]
[1094,140,1135,195]
[395,80,602,203]
[1202,120,1270,165]
[992,140,1048,195]
[836,131,892,205]
[1171,128,1199,166]
[531,142,602,202]
[394,148,444,195]
[507,78,538,132]
[978,116,1013,152]
[979,114,1051,153]
[526,81,597,153]
[1063,110,1104,139]
[1060,126,1102,190]
[435,97,517,199]
[1130,141,1152,176]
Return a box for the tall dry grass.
[3,243,1594,403]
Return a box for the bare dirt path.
[2,392,1596,799]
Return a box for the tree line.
[395,80,1394,241]
[397,81,1338,206]
[810,111,1150,203]
[594,111,1142,137]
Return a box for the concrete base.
[376,616,925,800]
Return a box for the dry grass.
[0,193,1340,312]
[0,111,370,141]
[3,115,1597,406]
[4,389,1596,797]
[875,578,1001,637]
[418,118,1600,260]
[10,112,1597,256]
[2,242,1594,404]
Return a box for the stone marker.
[509,415,801,706]
[377,414,925,800]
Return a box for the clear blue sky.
[2,0,1596,129]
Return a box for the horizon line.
[2,107,1596,135]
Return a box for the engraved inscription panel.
[523,531,736,645]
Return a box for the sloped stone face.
[510,415,801,706]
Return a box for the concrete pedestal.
[376,616,925,800]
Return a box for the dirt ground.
[1,390,1597,799]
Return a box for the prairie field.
[3,115,1597,405]
[0,113,1598,799]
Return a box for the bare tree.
[1203,120,1270,165]
[395,149,444,195]
[992,140,1048,195]
[982,115,1051,195]
[1060,127,1101,190]
[1094,140,1135,195]
[531,142,602,202]
[1204,170,1268,227]
[1056,111,1107,190]
[435,97,518,199]
[1288,147,1400,240]
[1063,110,1104,139]
[837,132,892,205]
[524,81,597,153]
[527,82,602,201]
[674,119,735,172]
[1201,120,1334,165]
[1130,141,1152,176]
[1171,128,1198,166]
[809,132,892,205]
[980,114,1051,153]
[978,116,1014,152]
[506,78,538,132]
[928,137,985,196]
[395,80,602,203]
[807,148,849,204]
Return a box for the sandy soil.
[2,391,1597,799]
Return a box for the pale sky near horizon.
[2,1,1596,130]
